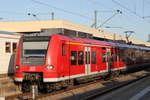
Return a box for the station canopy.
[0,20,149,46]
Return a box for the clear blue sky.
[0,0,150,42]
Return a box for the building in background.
[0,20,149,46]
[0,32,20,76]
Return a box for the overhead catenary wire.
[90,0,135,32]
[112,0,142,18]
[97,13,118,29]
[86,0,115,10]
[30,0,93,21]
[97,10,122,29]
[112,0,150,24]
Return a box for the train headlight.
[15,66,19,69]
[46,65,53,70]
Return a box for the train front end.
[14,36,53,87]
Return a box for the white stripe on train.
[15,67,126,82]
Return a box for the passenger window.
[12,42,17,53]
[78,51,84,65]
[62,44,65,56]
[92,51,96,64]
[102,52,106,62]
[71,51,77,65]
[5,42,11,53]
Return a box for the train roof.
[54,34,150,50]
[56,34,150,50]
[53,34,110,46]
[107,42,150,50]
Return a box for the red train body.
[14,33,150,91]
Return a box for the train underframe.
[18,70,121,93]
[17,63,150,93]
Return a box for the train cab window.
[92,51,96,64]
[71,51,77,65]
[78,51,84,65]
[5,42,11,53]
[102,52,106,62]
[12,42,17,53]
[62,44,65,56]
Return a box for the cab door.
[59,41,70,77]
[85,47,91,75]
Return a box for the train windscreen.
[21,36,50,65]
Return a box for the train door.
[59,41,70,77]
[85,47,91,75]
[106,48,111,73]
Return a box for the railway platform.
[0,70,149,100]
[0,77,21,98]
[94,75,150,100]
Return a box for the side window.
[5,42,11,53]
[12,42,17,53]
[102,52,106,62]
[78,51,84,65]
[62,44,65,56]
[71,51,77,65]
[92,51,96,64]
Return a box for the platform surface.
[95,76,150,100]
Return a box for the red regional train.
[14,29,150,92]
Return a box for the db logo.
[29,66,36,71]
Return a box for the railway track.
[4,69,150,100]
